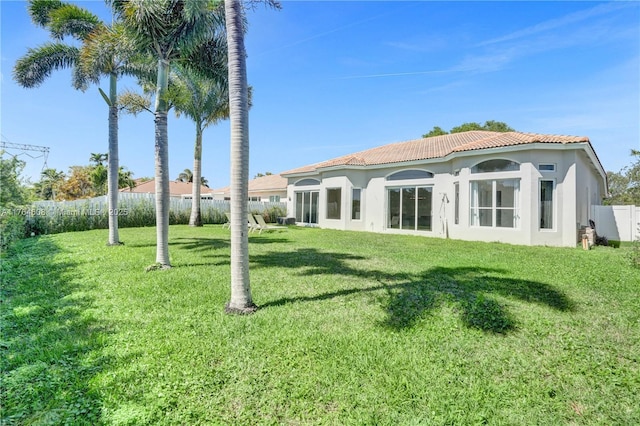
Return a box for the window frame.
[539,179,556,231]
[326,187,342,220]
[454,182,460,225]
[538,163,556,173]
[351,188,362,221]
[386,169,434,181]
[387,185,433,231]
[470,179,520,229]
[471,159,520,174]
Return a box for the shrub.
[0,209,27,251]
[595,235,609,247]
[627,226,640,269]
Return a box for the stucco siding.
[284,140,606,247]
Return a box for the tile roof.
[120,179,214,197]
[281,131,591,175]
[213,173,288,194]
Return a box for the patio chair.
[254,214,284,234]
[247,213,260,233]
[222,212,231,229]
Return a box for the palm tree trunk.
[154,58,171,268]
[189,125,203,227]
[224,0,256,314]
[107,72,121,245]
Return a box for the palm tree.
[171,64,229,226]
[37,168,65,200]
[90,152,108,166]
[176,168,194,183]
[118,167,136,190]
[224,0,256,314]
[110,0,225,268]
[14,0,148,246]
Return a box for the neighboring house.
[120,178,215,199]
[281,130,608,247]
[212,173,288,203]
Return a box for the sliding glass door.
[295,191,319,224]
[387,186,432,231]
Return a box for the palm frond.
[118,90,153,116]
[48,3,102,40]
[13,42,79,88]
[28,0,64,27]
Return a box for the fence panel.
[592,205,639,242]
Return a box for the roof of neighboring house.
[120,179,214,197]
[213,174,288,195]
[281,131,596,175]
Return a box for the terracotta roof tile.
[213,173,288,194]
[120,179,214,197]
[282,131,592,175]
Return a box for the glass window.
[326,188,341,220]
[388,188,401,229]
[539,164,556,172]
[387,170,434,181]
[295,178,320,186]
[269,195,281,202]
[351,188,361,220]
[387,186,432,231]
[471,159,520,173]
[471,180,519,228]
[540,180,554,229]
[454,183,460,225]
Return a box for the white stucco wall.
[285,145,606,247]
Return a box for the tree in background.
[34,168,66,200]
[605,150,640,205]
[172,64,229,226]
[110,0,226,268]
[56,166,97,200]
[422,121,515,138]
[253,172,273,178]
[176,168,209,188]
[0,153,30,207]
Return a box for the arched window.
[386,169,433,181]
[471,159,520,173]
[295,178,320,186]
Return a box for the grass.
[1,225,639,425]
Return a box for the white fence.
[32,192,287,214]
[592,205,639,242]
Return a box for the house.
[212,173,288,202]
[120,179,215,199]
[281,131,607,247]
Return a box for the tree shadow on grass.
[0,237,111,423]
[381,266,575,333]
[253,249,574,334]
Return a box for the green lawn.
[1,225,639,425]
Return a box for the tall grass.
[25,194,286,236]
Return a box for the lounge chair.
[222,212,231,229]
[247,213,260,233]
[254,214,283,234]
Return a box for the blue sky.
[2,1,639,189]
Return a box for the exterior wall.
[285,146,606,247]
